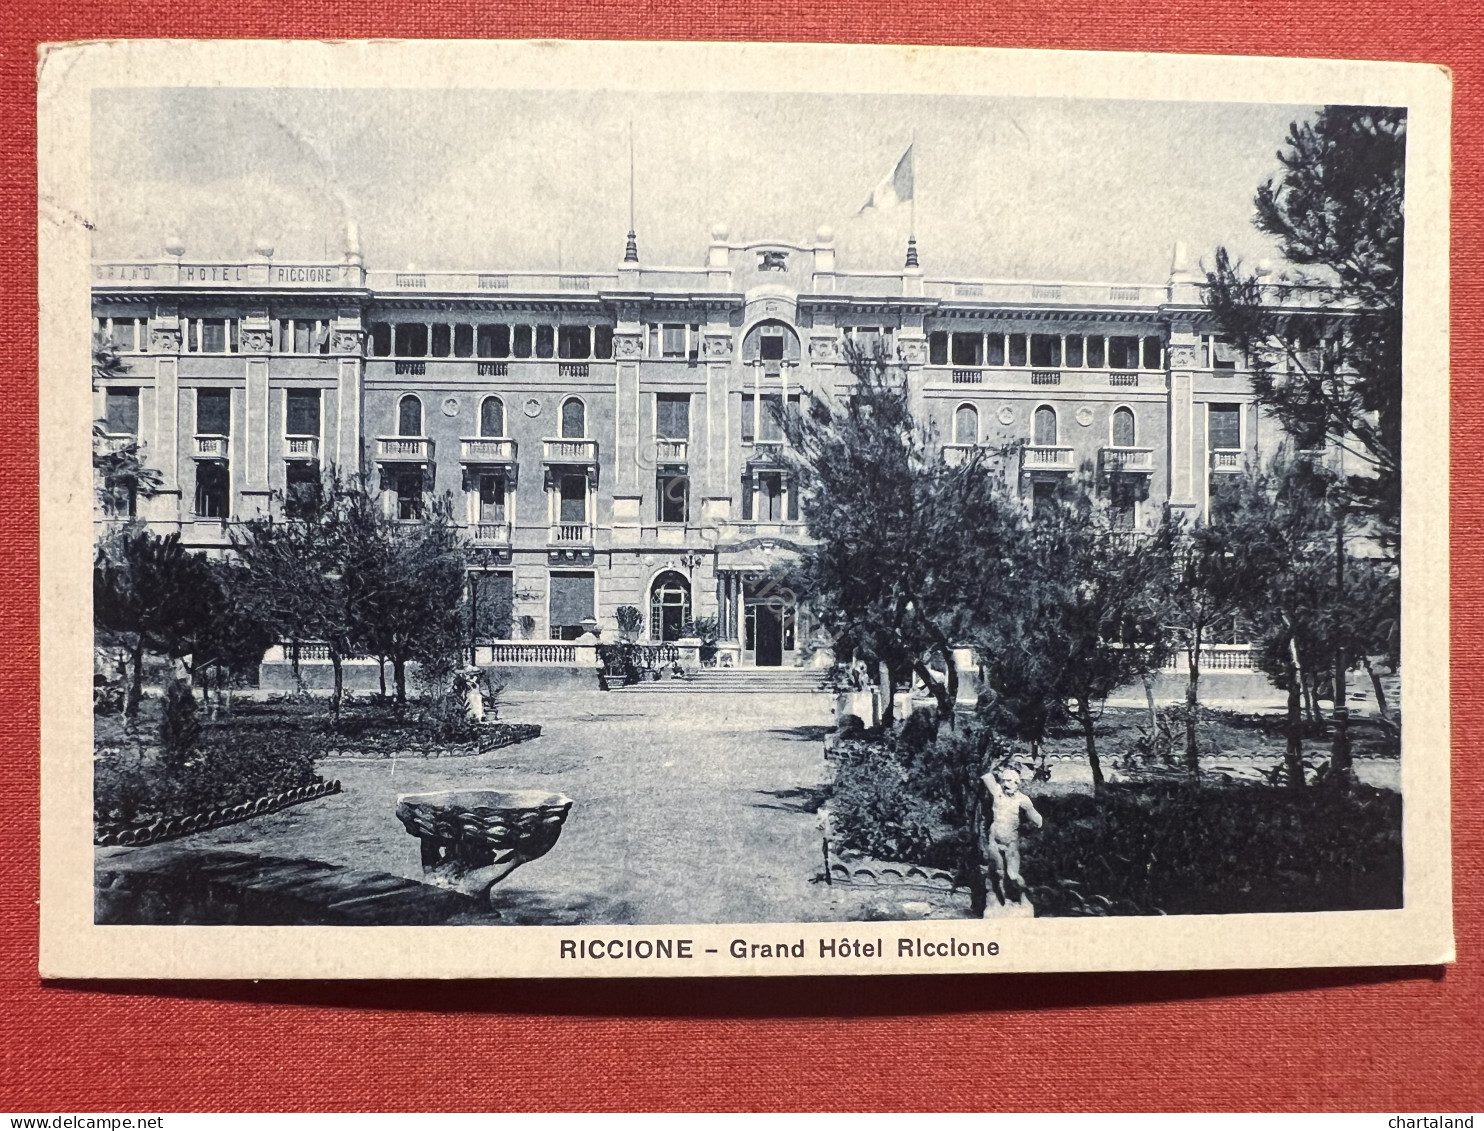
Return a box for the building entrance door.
[754,605,784,667]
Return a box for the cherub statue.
[452,666,486,724]
[981,764,1044,909]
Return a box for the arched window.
[1033,405,1057,446]
[954,403,979,445]
[398,394,423,437]
[649,572,692,643]
[1112,406,1136,447]
[480,395,505,438]
[561,397,586,439]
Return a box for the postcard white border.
[38,38,1454,978]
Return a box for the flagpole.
[624,119,639,264]
[910,129,916,241]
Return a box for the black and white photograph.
[39,40,1452,977]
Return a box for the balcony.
[193,434,229,460]
[284,435,320,461]
[1210,449,1244,472]
[376,436,432,461]
[941,443,981,468]
[469,521,512,546]
[653,438,688,465]
[1023,445,1075,471]
[1108,371,1140,387]
[460,437,517,463]
[1101,446,1154,472]
[951,368,983,384]
[549,522,594,545]
[477,361,508,377]
[542,438,598,463]
[558,362,590,379]
[97,432,138,454]
[1030,370,1062,386]
[394,360,426,376]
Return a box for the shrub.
[95,730,323,828]
[1022,780,1402,916]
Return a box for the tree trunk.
[125,636,146,718]
[379,658,387,699]
[913,658,953,722]
[1142,672,1159,738]
[330,655,343,718]
[1303,673,1322,732]
[1077,693,1104,793]
[1184,631,1202,776]
[877,661,894,728]
[1363,654,1392,722]
[394,657,407,705]
[1284,661,1306,789]
[965,780,988,917]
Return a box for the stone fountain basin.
[395,789,574,901]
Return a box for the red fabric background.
[1,3,1479,1113]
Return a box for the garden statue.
[452,666,486,724]
[980,764,1043,916]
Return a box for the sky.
[90,88,1322,284]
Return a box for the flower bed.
[95,779,342,847]
[320,721,542,759]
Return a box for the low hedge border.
[320,721,542,760]
[95,778,342,847]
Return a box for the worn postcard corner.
[38,38,1452,980]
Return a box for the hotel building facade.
[92,226,1294,669]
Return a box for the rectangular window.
[549,571,596,641]
[285,388,320,437]
[104,387,139,435]
[1086,335,1106,368]
[430,324,452,358]
[294,321,313,354]
[1108,336,1140,370]
[109,319,137,352]
[202,319,227,353]
[985,333,1006,366]
[1065,335,1085,368]
[1030,334,1062,368]
[849,327,882,355]
[1007,334,1028,367]
[1212,336,1240,371]
[594,326,614,359]
[741,394,756,444]
[758,394,783,442]
[662,324,687,358]
[394,324,428,357]
[741,476,754,520]
[759,472,784,522]
[535,325,555,359]
[1111,498,1136,531]
[395,470,423,521]
[194,461,229,519]
[558,326,592,360]
[656,394,690,440]
[559,473,587,523]
[371,323,393,357]
[187,320,201,353]
[478,473,506,522]
[658,472,689,523]
[689,324,701,364]
[472,571,514,641]
[758,333,784,362]
[478,324,511,358]
[513,325,533,358]
[951,333,983,367]
[1142,336,1163,370]
[928,331,948,366]
[1209,404,1242,450]
[284,463,321,517]
[196,389,231,436]
[453,324,474,358]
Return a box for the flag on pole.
[857,144,914,214]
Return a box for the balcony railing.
[1210,449,1243,472]
[284,435,320,460]
[470,521,512,545]
[1023,445,1075,470]
[193,434,229,459]
[543,438,598,463]
[477,361,508,377]
[394,360,426,376]
[1030,370,1062,386]
[460,437,517,462]
[376,436,432,461]
[653,438,688,464]
[558,362,590,379]
[1109,372,1139,387]
[1162,645,1256,672]
[951,368,983,384]
[484,642,579,665]
[1101,446,1154,472]
[549,522,594,544]
[97,431,138,453]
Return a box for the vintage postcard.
[38,39,1452,978]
